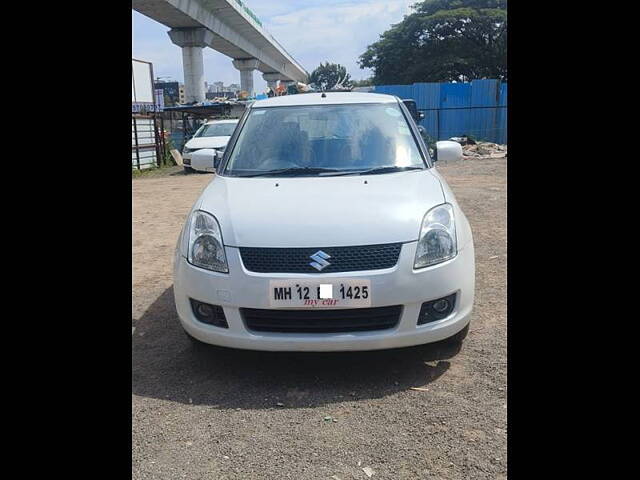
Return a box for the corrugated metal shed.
[374,80,507,143]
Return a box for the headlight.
[186,210,228,272]
[414,203,457,268]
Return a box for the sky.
[132,0,415,93]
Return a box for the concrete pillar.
[233,58,260,96]
[262,72,283,93]
[168,28,214,104]
[181,47,204,103]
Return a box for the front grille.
[239,243,402,274]
[241,305,402,333]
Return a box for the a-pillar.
[167,28,214,104]
[233,58,260,96]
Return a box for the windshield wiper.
[234,165,425,178]
[354,166,425,176]
[235,167,342,177]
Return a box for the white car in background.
[182,119,239,173]
[174,92,474,352]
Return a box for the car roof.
[251,91,398,108]
[204,119,240,124]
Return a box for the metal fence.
[157,103,245,154]
[374,79,507,144]
[131,114,168,170]
[160,112,203,153]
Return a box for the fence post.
[160,115,166,166]
[132,117,140,170]
[153,115,161,168]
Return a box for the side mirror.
[191,148,218,173]
[434,140,463,163]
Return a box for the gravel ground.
[132,157,507,479]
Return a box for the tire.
[184,166,195,174]
[445,324,469,345]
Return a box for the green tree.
[358,0,507,84]
[309,62,353,90]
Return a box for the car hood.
[185,136,230,150]
[197,169,445,248]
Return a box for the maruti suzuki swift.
[173,92,475,351]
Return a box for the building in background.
[205,81,241,95]
[156,79,244,106]
[210,81,225,93]
[205,91,237,100]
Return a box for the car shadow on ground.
[168,168,189,176]
[132,287,462,410]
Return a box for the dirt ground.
[132,157,507,479]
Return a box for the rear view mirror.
[434,141,463,163]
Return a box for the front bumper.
[173,241,474,351]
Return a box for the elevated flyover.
[132,0,308,101]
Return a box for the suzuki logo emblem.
[309,250,331,271]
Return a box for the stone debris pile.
[460,141,507,159]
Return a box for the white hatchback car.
[182,119,239,173]
[173,92,474,352]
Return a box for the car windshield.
[195,122,237,138]
[222,103,426,177]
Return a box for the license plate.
[269,279,371,308]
